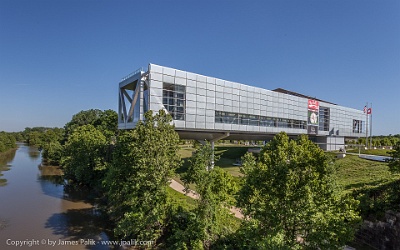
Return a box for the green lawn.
[178,147,195,158]
[215,146,250,159]
[335,154,400,192]
[174,147,196,190]
[176,147,195,174]
[167,186,197,210]
[176,145,251,185]
[215,146,256,177]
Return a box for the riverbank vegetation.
[0,132,18,186]
[103,110,181,241]
[0,141,18,187]
[4,109,399,249]
[0,131,17,153]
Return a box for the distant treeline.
[347,134,400,147]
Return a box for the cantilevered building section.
[118,64,365,151]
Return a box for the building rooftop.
[272,88,337,105]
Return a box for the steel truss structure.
[118,68,150,129]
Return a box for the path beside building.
[169,179,244,219]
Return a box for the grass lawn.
[178,146,195,159]
[176,147,195,173]
[335,154,400,192]
[174,147,196,190]
[215,146,255,177]
[167,186,197,210]
[175,145,252,186]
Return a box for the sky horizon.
[1,0,399,135]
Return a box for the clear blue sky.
[1,0,399,135]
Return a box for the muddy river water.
[0,144,112,249]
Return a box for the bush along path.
[169,179,244,219]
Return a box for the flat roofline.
[272,88,337,105]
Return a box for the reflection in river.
[28,146,40,159]
[0,148,16,186]
[0,144,111,249]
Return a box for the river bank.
[0,144,111,249]
[0,148,17,187]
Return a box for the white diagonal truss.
[118,69,149,129]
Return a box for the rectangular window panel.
[353,119,363,133]
[260,116,276,127]
[239,114,250,125]
[249,115,259,126]
[319,107,330,131]
[163,82,186,120]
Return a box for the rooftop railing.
[120,67,146,82]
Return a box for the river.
[0,144,112,249]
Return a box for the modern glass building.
[118,64,366,151]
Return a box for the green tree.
[381,137,392,147]
[42,141,63,166]
[0,132,16,151]
[358,137,366,146]
[390,137,399,146]
[62,125,108,188]
[176,142,238,249]
[94,109,118,139]
[372,138,380,147]
[64,109,103,135]
[103,110,181,241]
[64,109,117,140]
[388,141,400,173]
[11,132,24,142]
[27,131,42,146]
[40,129,65,165]
[238,132,360,249]
[0,141,5,153]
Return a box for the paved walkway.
[169,179,244,219]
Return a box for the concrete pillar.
[210,141,215,170]
[197,132,230,171]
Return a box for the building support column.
[210,141,215,171]
[197,132,230,171]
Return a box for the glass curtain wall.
[162,83,186,120]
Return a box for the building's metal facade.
[118,64,366,151]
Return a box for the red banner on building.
[307,99,319,135]
[308,100,319,111]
